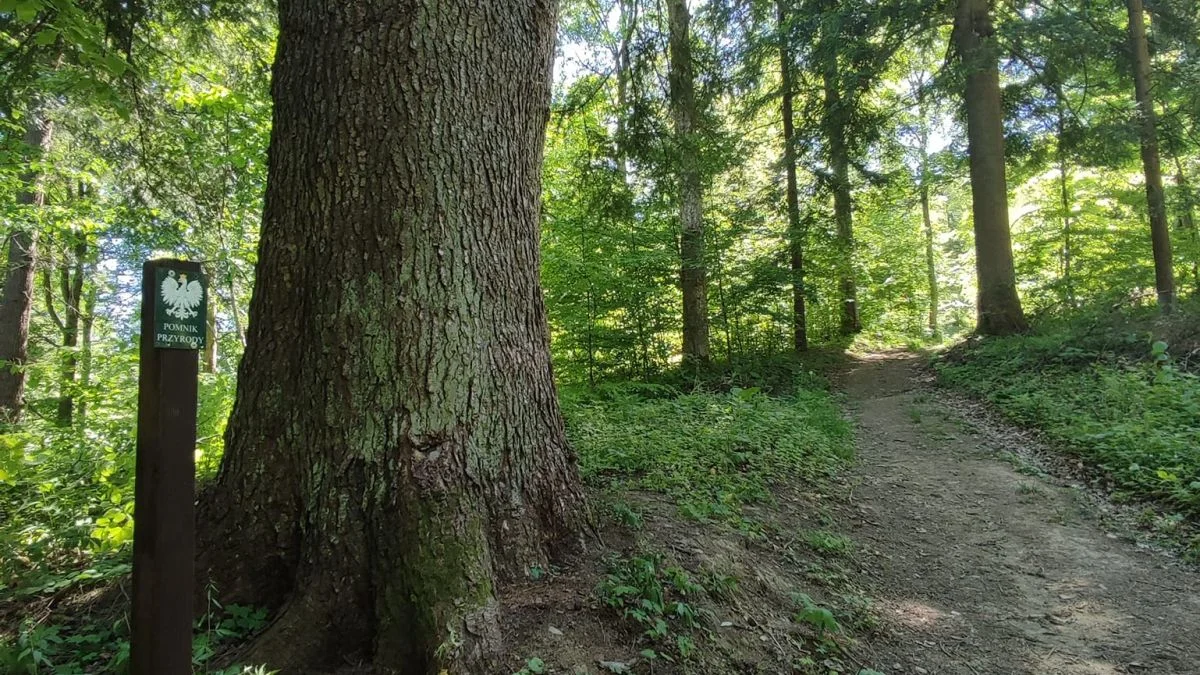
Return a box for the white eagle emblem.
[161,270,204,319]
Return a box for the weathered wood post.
[131,259,206,675]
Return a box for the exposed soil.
[838,351,1200,675]
[501,350,1200,674]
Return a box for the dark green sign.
[154,266,207,350]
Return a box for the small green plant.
[802,530,853,556]
[699,567,738,601]
[1151,341,1175,383]
[1016,482,1043,496]
[802,562,850,587]
[835,593,878,632]
[597,553,708,661]
[609,501,644,531]
[514,656,547,675]
[0,621,63,674]
[791,593,841,638]
[194,583,270,669]
[0,618,132,674]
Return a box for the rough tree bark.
[917,88,940,340]
[196,2,588,672]
[667,0,710,363]
[0,103,54,424]
[953,0,1028,335]
[778,0,808,353]
[1126,0,1175,312]
[821,62,861,336]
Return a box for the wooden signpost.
[131,259,206,675]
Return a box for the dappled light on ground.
[879,599,947,630]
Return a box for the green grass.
[561,365,854,527]
[935,304,1200,523]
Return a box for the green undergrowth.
[936,302,1200,542]
[597,552,709,665]
[591,546,876,674]
[562,356,854,529]
[0,595,272,674]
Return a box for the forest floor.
[6,349,1199,674]
[505,351,1200,675]
[835,351,1200,674]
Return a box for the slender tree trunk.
[0,103,54,423]
[821,64,860,335]
[778,0,808,353]
[917,87,940,339]
[1127,0,1175,312]
[614,0,651,376]
[920,186,939,338]
[713,255,735,361]
[1056,109,1075,307]
[580,224,597,387]
[55,238,86,426]
[226,273,246,348]
[667,0,710,364]
[615,0,637,187]
[203,288,218,373]
[953,0,1028,335]
[196,3,587,672]
[1173,158,1198,294]
[78,284,95,424]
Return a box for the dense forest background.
[1,0,1199,672]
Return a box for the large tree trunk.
[821,64,861,336]
[0,104,54,424]
[778,0,808,353]
[667,0,710,363]
[953,0,1028,335]
[196,2,588,672]
[1127,0,1175,312]
[917,90,940,340]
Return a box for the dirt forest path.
[838,352,1200,675]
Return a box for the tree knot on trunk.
[410,429,468,494]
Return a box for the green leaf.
[103,52,128,77]
[12,0,41,22]
[33,27,57,45]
